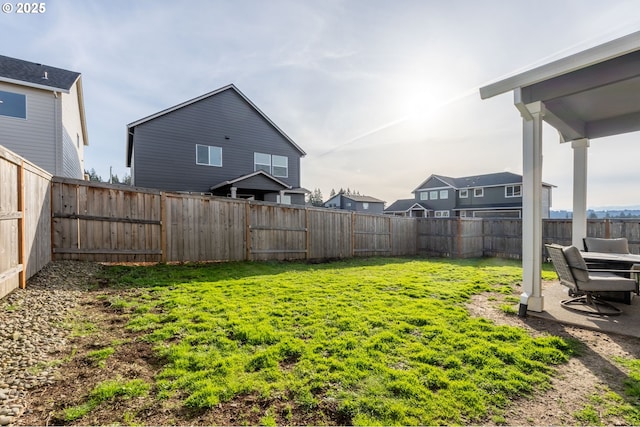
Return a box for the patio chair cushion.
[578,271,638,292]
[562,245,589,282]
[583,237,629,254]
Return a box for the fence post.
[245,202,251,261]
[604,218,611,238]
[351,212,355,257]
[160,192,167,263]
[305,208,310,260]
[17,160,25,288]
[456,217,463,258]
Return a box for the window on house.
[254,153,289,177]
[439,190,448,199]
[420,192,428,200]
[505,185,522,198]
[254,152,271,173]
[0,90,26,119]
[196,144,222,166]
[363,202,369,210]
[272,155,288,177]
[460,189,468,198]
[474,188,484,197]
[429,191,438,200]
[435,210,450,218]
[277,194,291,205]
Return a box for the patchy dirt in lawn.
[7,262,640,426]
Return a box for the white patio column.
[571,138,589,249]
[520,101,544,312]
[230,186,237,198]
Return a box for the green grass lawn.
[99,257,570,425]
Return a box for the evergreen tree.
[84,168,102,182]
[329,188,336,197]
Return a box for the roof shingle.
[0,55,80,92]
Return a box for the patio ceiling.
[480,30,640,142]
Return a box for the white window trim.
[474,188,484,197]
[429,191,439,200]
[196,144,222,167]
[435,210,450,218]
[505,184,522,198]
[439,190,448,199]
[459,189,468,198]
[363,202,369,210]
[420,192,428,200]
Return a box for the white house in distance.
[0,55,88,178]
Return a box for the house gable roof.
[126,84,306,167]
[209,170,291,192]
[324,193,385,207]
[414,172,553,192]
[342,194,385,204]
[0,55,80,93]
[385,199,431,213]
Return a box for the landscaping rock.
[0,261,101,425]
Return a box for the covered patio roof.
[480,30,640,141]
[479,30,640,313]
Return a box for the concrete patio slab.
[527,282,640,338]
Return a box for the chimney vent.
[42,71,48,80]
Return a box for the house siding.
[62,127,82,178]
[0,82,57,174]
[131,89,301,193]
[60,82,86,176]
[457,185,520,209]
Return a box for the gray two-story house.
[126,84,307,205]
[385,172,553,218]
[0,55,88,178]
[323,192,385,214]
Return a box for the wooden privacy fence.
[0,146,51,299]
[51,178,418,263]
[9,141,640,298]
[50,177,640,264]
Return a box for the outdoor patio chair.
[545,244,638,316]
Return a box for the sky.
[2,0,640,210]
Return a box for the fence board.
[307,209,352,259]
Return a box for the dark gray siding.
[131,89,301,193]
[414,188,456,210]
[456,186,521,209]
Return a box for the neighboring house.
[126,84,307,205]
[323,192,386,214]
[385,172,554,218]
[0,55,88,178]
